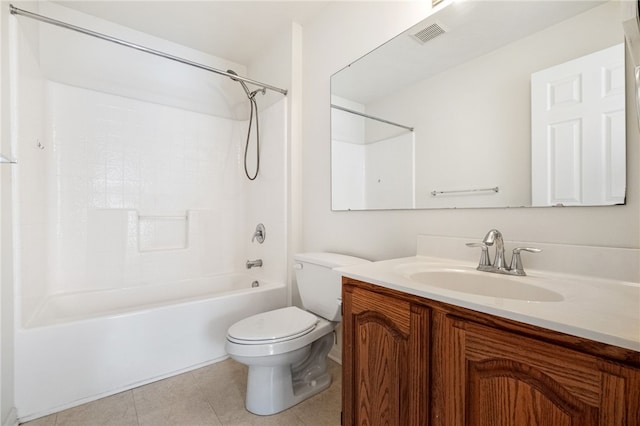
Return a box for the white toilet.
[225,252,370,415]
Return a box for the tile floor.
[20,359,342,426]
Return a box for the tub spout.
[246,259,263,269]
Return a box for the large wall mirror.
[331,0,627,211]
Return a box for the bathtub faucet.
[246,259,263,269]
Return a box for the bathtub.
[15,274,287,421]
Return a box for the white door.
[531,43,625,206]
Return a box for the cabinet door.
[342,285,430,426]
[437,316,640,426]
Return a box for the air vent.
[410,22,447,44]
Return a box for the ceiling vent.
[410,22,447,44]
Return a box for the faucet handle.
[251,223,266,244]
[466,242,492,270]
[509,247,542,276]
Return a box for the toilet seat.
[227,306,318,345]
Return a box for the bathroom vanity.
[338,243,640,426]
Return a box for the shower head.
[227,69,252,99]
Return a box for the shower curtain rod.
[9,4,288,96]
[331,104,414,132]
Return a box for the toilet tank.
[293,252,370,321]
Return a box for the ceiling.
[53,1,329,65]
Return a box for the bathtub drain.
[251,280,260,288]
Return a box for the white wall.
[246,21,305,292]
[302,0,640,268]
[246,21,301,304]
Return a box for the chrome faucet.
[467,229,541,276]
[246,259,263,269]
[482,228,507,271]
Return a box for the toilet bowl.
[226,306,336,415]
[225,252,370,416]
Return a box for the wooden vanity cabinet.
[342,278,640,426]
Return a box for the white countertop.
[337,255,640,352]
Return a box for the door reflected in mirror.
[331,0,626,211]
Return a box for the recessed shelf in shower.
[138,214,188,252]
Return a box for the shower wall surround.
[45,82,244,291]
[12,2,288,327]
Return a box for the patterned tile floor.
[21,359,341,426]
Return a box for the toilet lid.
[227,306,318,344]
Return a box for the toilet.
[225,252,370,415]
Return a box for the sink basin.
[399,267,564,302]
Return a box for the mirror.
[331,0,627,211]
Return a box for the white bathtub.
[15,274,287,421]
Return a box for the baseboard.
[2,407,18,426]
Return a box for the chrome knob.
[509,247,542,276]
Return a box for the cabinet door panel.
[355,311,408,425]
[465,322,601,406]
[343,285,429,426]
[462,321,639,425]
[467,358,598,426]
